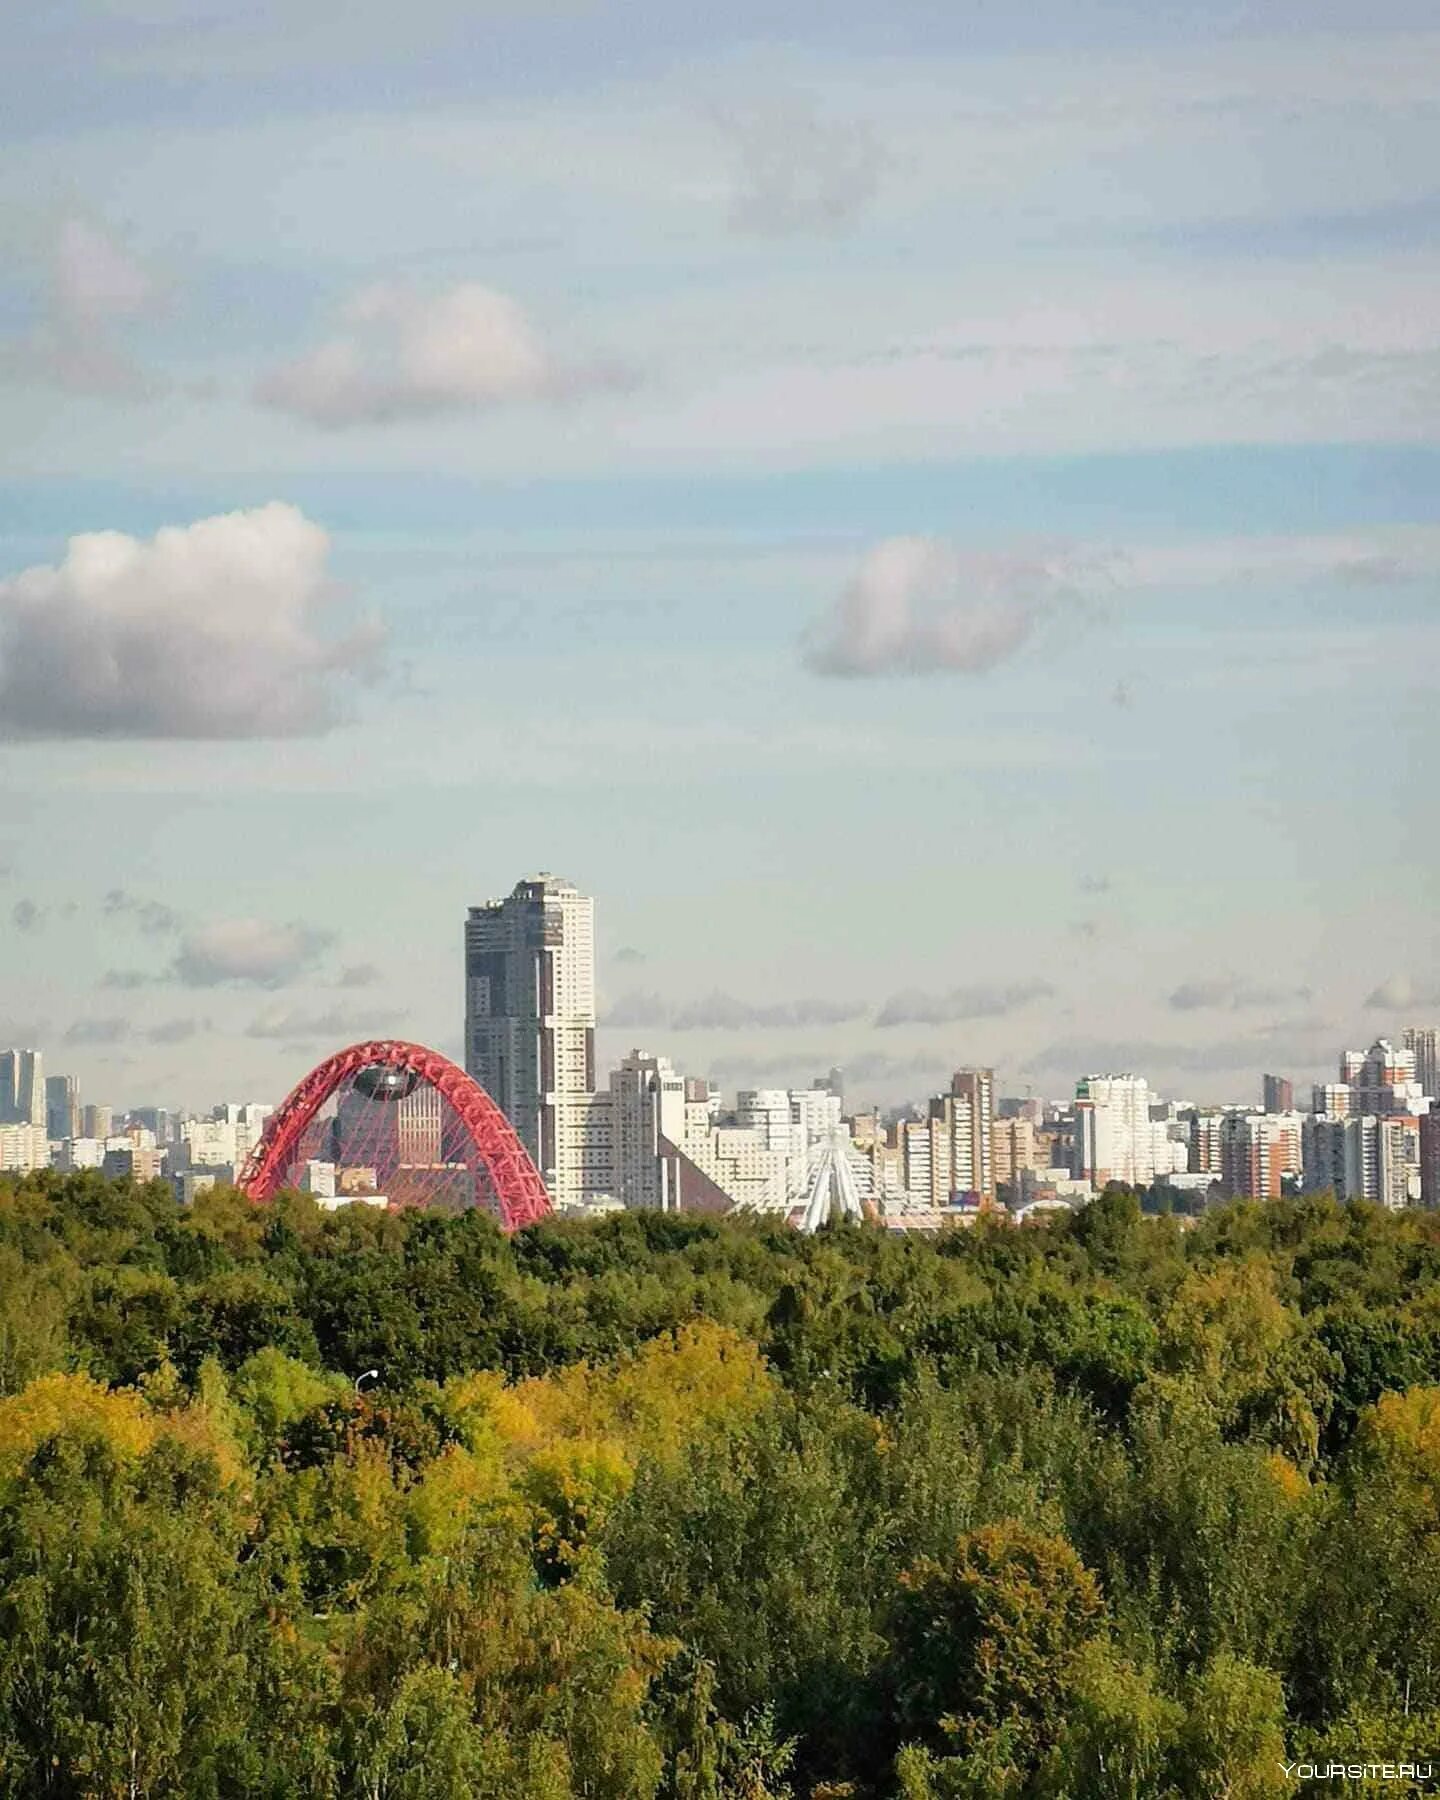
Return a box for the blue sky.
[1,0,1437,1113]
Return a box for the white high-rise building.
[948,1069,996,1200]
[736,1090,807,1191]
[0,1124,49,1173]
[678,1116,788,1212]
[792,1087,843,1144]
[0,1049,44,1127]
[465,875,596,1210]
[1405,1028,1440,1100]
[1072,1074,1155,1187]
[602,1049,687,1211]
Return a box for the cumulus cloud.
[336,963,382,989]
[875,981,1055,1028]
[0,503,383,739]
[12,899,43,933]
[2,219,162,399]
[802,537,1106,678]
[244,1005,402,1041]
[256,281,626,428]
[1366,973,1440,1010]
[103,888,182,935]
[1078,874,1112,895]
[1168,976,1312,1012]
[170,919,335,989]
[720,96,890,236]
[613,946,647,966]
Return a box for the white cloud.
[799,525,1440,682]
[2,218,163,398]
[802,537,1109,678]
[1366,973,1440,1010]
[256,281,626,427]
[53,217,155,323]
[170,919,334,988]
[0,502,383,738]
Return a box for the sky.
[1,0,1438,1115]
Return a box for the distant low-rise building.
[0,1123,49,1173]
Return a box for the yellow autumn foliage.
[512,1320,772,1467]
[0,1370,156,1466]
[1264,1451,1310,1505]
[434,1323,773,1575]
[1358,1385,1440,1511]
[406,1442,525,1558]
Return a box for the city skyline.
[2,1,1438,1109]
[3,864,1440,1115]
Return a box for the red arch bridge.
[238,1039,552,1232]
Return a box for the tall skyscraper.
[932,1068,995,1200]
[0,1049,44,1127]
[1405,1027,1439,1100]
[1262,1073,1293,1114]
[45,1074,79,1141]
[465,874,596,1208]
[606,1049,687,1210]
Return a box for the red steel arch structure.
[239,1039,552,1232]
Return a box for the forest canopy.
[3,1170,1440,1798]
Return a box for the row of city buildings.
[5,875,1438,1221]
[1,1049,271,1199]
[460,875,1440,1220]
